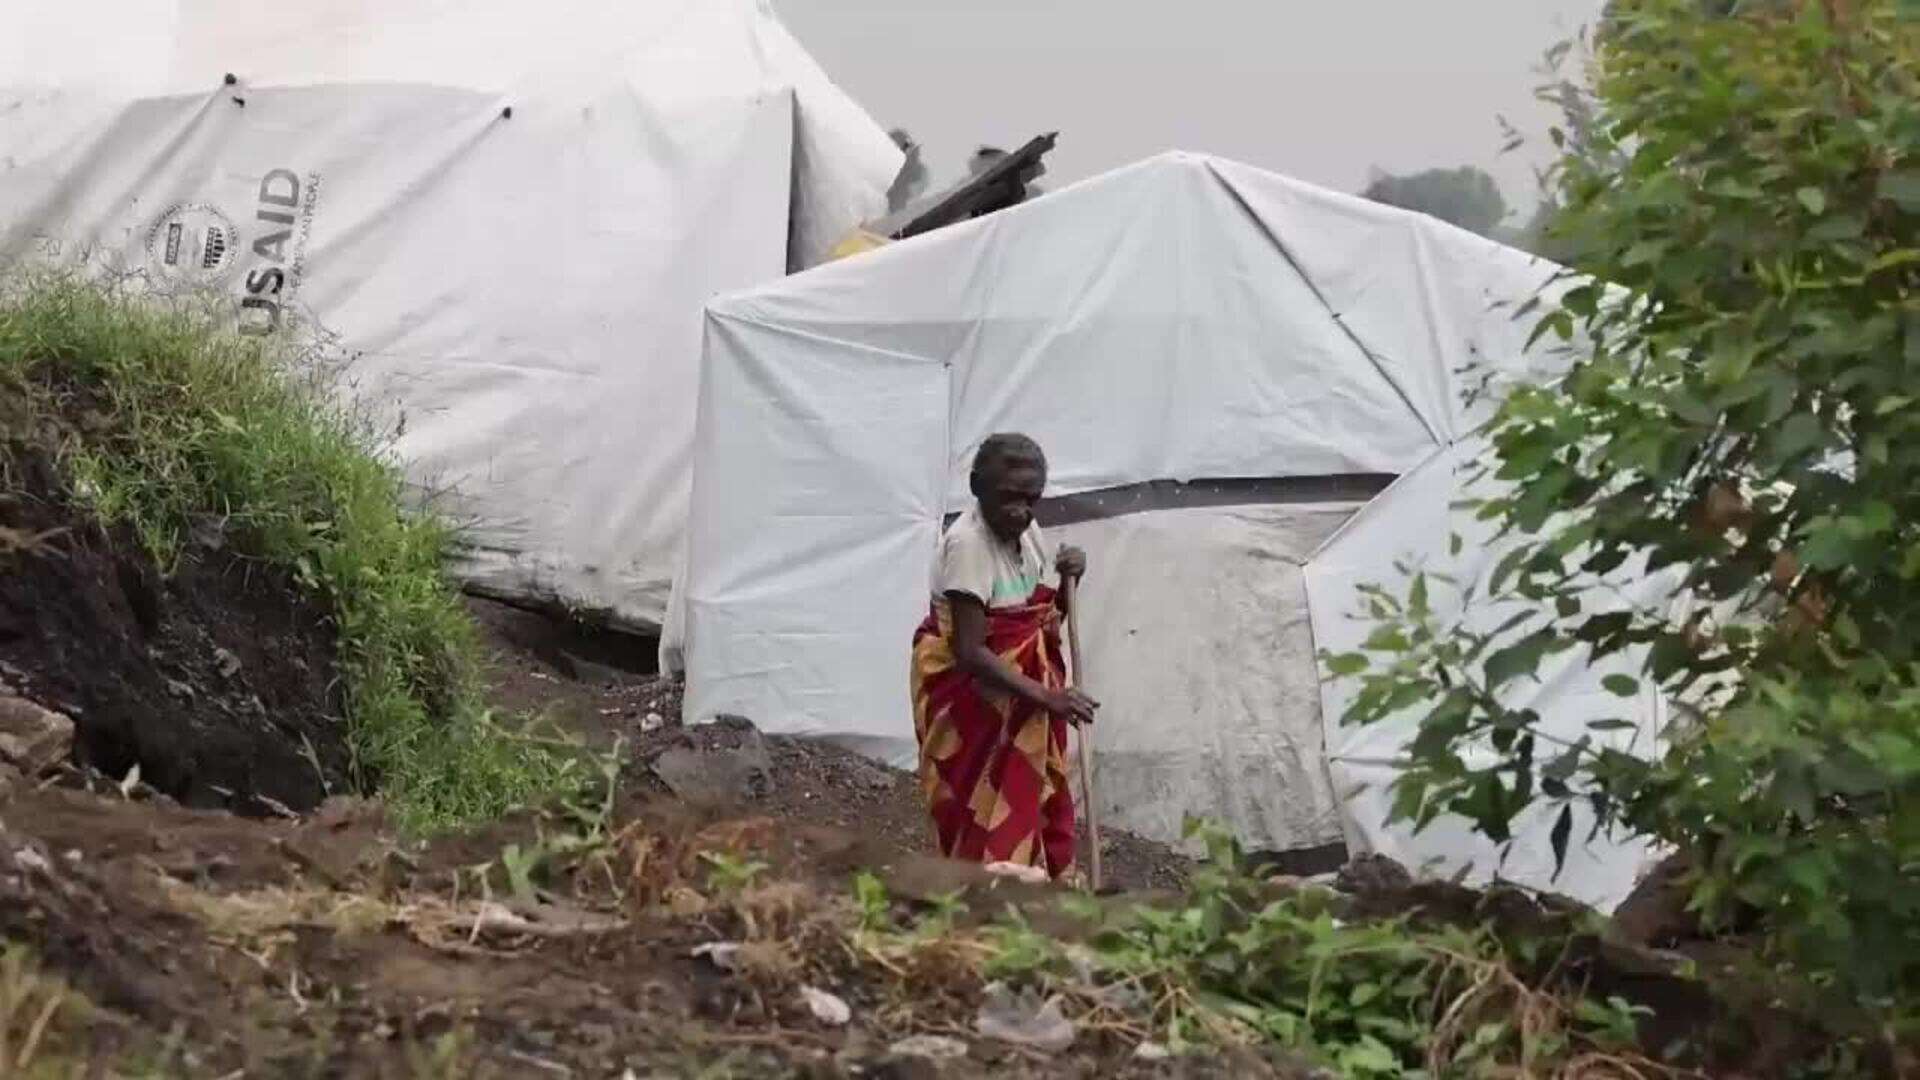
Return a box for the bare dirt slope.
[2,442,350,815]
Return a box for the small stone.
[165,678,196,701]
[1134,1042,1172,1061]
[648,720,772,803]
[1335,853,1413,895]
[212,647,242,679]
[974,982,1075,1052]
[640,712,665,733]
[14,847,51,875]
[799,985,851,1027]
[0,688,74,776]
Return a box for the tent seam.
[1203,159,1446,451]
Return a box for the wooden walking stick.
[1063,573,1102,891]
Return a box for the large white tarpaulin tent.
[665,151,1662,911]
[0,0,902,628]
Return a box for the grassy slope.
[0,275,572,829]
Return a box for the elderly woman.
[910,433,1097,880]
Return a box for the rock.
[212,647,242,679]
[647,718,772,804]
[799,985,851,1027]
[640,711,666,733]
[1335,853,1413,896]
[1134,1042,1172,1061]
[974,982,1075,1052]
[0,687,74,776]
[888,1035,969,1063]
[13,846,52,876]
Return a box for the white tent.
[665,152,1662,910]
[0,0,902,628]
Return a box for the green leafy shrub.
[1331,0,1920,1022]
[0,274,573,829]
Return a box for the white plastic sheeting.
[0,0,902,628]
[666,152,1660,906]
[1305,442,1669,911]
[1050,505,1360,854]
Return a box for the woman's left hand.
[1056,545,1087,580]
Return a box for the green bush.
[0,274,574,830]
[1330,0,1920,1026]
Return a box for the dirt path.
[0,593,1215,1077]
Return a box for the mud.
[0,440,349,814]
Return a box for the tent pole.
[1064,574,1101,891]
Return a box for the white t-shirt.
[934,506,1051,610]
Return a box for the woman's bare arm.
[947,592,1097,724]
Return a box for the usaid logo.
[145,203,241,282]
[140,170,321,335]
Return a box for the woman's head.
[969,433,1047,542]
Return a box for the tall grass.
[0,274,574,830]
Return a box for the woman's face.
[980,460,1045,542]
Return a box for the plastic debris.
[690,942,742,971]
[799,985,851,1027]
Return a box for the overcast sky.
[776,0,1605,216]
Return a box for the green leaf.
[1484,630,1560,690]
[1325,653,1369,677]
[1868,250,1920,274]
[1622,239,1668,266]
[1766,412,1827,465]
[1549,803,1574,878]
[1796,186,1827,216]
[1336,1035,1401,1075]
[1879,170,1920,212]
[1362,627,1412,653]
[1601,674,1639,697]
